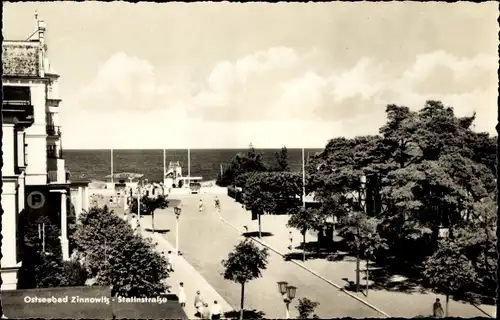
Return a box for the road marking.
[215,208,390,318]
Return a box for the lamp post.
[174,206,181,256]
[438,222,450,317]
[277,281,297,319]
[353,227,360,293]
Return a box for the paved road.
[150,193,381,319]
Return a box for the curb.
[215,209,390,318]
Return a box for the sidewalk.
[216,193,496,318]
[136,213,233,319]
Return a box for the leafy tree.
[422,239,479,316]
[221,239,269,320]
[287,207,322,261]
[296,297,320,319]
[216,144,268,187]
[72,206,169,297]
[271,146,290,172]
[244,172,302,237]
[129,195,169,232]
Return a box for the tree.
[221,239,269,320]
[272,146,290,172]
[422,239,479,316]
[287,207,322,261]
[308,101,496,286]
[244,172,302,237]
[216,144,268,187]
[296,297,320,319]
[72,206,169,297]
[129,195,169,232]
[338,212,387,295]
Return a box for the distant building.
[1,13,90,289]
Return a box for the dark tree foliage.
[216,144,268,187]
[307,100,497,300]
[72,206,169,297]
[270,146,290,172]
[244,172,302,215]
[296,298,320,319]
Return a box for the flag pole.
[111,148,114,184]
[302,147,306,209]
[188,148,191,180]
[163,149,166,181]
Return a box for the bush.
[60,260,88,287]
[72,206,169,297]
[296,297,320,319]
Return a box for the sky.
[3,2,498,149]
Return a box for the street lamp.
[353,227,361,293]
[174,206,181,256]
[277,281,297,319]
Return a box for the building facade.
[2,14,90,290]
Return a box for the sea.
[64,148,323,182]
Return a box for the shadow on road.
[144,228,170,234]
[242,231,274,238]
[224,309,266,319]
[167,199,182,207]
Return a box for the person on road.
[178,282,186,308]
[166,251,174,272]
[288,230,293,251]
[199,199,204,212]
[123,212,128,222]
[211,300,221,319]
[194,291,204,316]
[433,298,444,318]
[214,197,220,211]
[130,214,138,230]
[201,302,211,319]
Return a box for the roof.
[2,41,41,77]
[105,172,145,180]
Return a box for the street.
[148,192,381,319]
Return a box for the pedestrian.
[211,300,221,319]
[288,230,293,251]
[123,212,128,222]
[166,251,174,272]
[433,298,444,318]
[214,196,220,211]
[194,290,204,317]
[178,282,186,308]
[130,214,138,230]
[201,302,211,319]
[199,199,204,212]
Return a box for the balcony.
[46,125,61,137]
[2,102,34,124]
[47,146,63,159]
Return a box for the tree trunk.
[258,213,262,238]
[366,258,369,296]
[356,251,360,292]
[302,231,306,262]
[445,294,449,317]
[240,282,245,320]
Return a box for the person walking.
[199,199,204,212]
[130,214,138,231]
[178,282,186,308]
[433,298,444,318]
[211,300,221,319]
[166,251,174,272]
[214,196,220,212]
[194,290,204,317]
[123,212,128,222]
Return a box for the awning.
[104,172,144,180]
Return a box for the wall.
[2,125,15,176]
[25,83,48,185]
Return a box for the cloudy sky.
[3,2,498,149]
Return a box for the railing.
[2,100,31,106]
[46,125,61,136]
[47,146,63,159]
